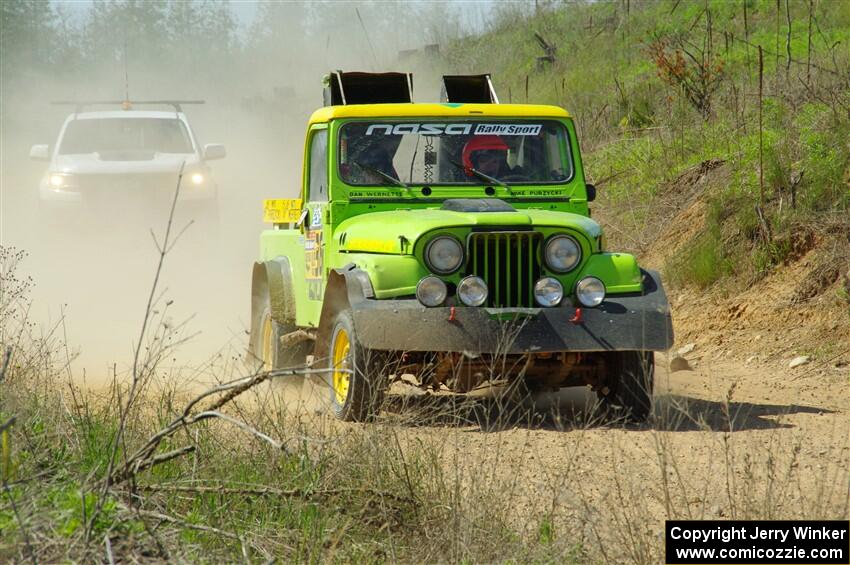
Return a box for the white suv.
[30,102,225,207]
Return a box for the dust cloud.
[0,1,491,385]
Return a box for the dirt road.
[364,351,849,557]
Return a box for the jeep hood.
[336,205,602,255]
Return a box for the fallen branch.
[112,445,196,484]
[192,411,286,451]
[112,366,344,484]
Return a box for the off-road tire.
[249,291,310,372]
[326,310,387,421]
[599,351,654,423]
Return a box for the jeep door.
[302,126,329,320]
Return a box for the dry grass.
[2,239,847,563]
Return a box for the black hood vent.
[323,71,413,106]
[440,74,499,104]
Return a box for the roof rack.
[51,100,205,113]
[440,74,499,104]
[322,71,413,106]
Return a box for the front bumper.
[350,270,674,353]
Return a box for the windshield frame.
[335,118,575,189]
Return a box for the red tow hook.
[569,307,583,324]
[448,306,457,322]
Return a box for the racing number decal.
[305,205,324,300]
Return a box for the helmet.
[462,135,508,172]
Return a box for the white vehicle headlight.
[457,276,488,307]
[416,276,447,307]
[191,173,204,185]
[534,277,563,307]
[575,277,606,307]
[49,174,65,187]
[425,236,463,274]
[544,235,581,273]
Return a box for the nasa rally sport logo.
[365,123,542,136]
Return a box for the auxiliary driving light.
[457,276,488,307]
[575,276,606,307]
[416,276,447,307]
[191,173,204,185]
[534,277,564,307]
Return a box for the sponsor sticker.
[364,123,542,136]
[473,123,542,136]
[366,123,472,136]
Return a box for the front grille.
[467,232,542,307]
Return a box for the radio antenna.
[354,8,378,71]
[122,35,130,108]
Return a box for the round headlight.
[544,235,581,273]
[457,276,488,307]
[416,276,447,307]
[191,173,204,185]
[534,277,563,307]
[575,276,605,307]
[425,236,463,274]
[49,174,65,187]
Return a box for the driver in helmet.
[462,135,523,180]
[356,145,399,183]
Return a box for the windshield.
[59,118,194,154]
[339,119,571,186]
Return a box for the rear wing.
[51,100,205,113]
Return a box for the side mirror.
[585,183,597,203]
[30,144,50,161]
[203,143,226,160]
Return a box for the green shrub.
[665,229,730,289]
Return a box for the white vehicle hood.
[52,153,202,175]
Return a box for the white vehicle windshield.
[339,119,572,186]
[58,118,194,155]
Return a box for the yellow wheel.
[332,327,351,405]
[326,310,387,421]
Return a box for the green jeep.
[249,72,674,422]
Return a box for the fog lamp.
[457,276,488,307]
[534,277,563,307]
[416,276,447,307]
[575,277,606,307]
